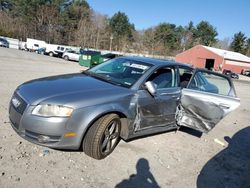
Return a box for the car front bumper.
[9,94,82,150]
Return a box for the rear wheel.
[49,52,54,57]
[64,55,69,61]
[83,114,121,160]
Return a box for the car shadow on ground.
[197,126,250,188]
[115,158,161,188]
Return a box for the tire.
[83,114,121,160]
[49,52,54,57]
[64,55,69,61]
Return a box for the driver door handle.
[219,103,230,109]
[160,91,180,96]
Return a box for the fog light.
[38,135,50,143]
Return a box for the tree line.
[0,0,250,56]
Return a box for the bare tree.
[142,28,157,55]
[36,5,60,43]
[215,37,231,50]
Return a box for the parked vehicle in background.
[0,37,9,48]
[26,38,46,52]
[223,69,239,79]
[36,47,46,55]
[45,44,70,57]
[241,69,250,76]
[19,41,27,50]
[55,46,71,58]
[44,44,58,57]
[62,50,80,61]
[245,71,250,77]
[101,53,120,61]
[9,56,240,160]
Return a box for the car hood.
[16,73,131,106]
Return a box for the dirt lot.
[0,48,249,188]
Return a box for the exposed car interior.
[179,67,193,88]
[180,72,192,88]
[121,66,144,85]
[147,68,176,89]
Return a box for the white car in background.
[62,50,80,62]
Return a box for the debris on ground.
[39,148,50,157]
[214,138,226,147]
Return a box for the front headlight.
[32,104,74,117]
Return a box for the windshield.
[87,58,152,88]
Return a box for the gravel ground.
[0,48,249,188]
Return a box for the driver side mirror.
[145,81,157,96]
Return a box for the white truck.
[45,44,71,57]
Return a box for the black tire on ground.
[83,114,121,160]
[49,52,54,57]
[64,55,69,61]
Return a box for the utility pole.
[109,34,113,52]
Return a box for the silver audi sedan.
[9,56,240,159]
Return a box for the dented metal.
[176,89,240,133]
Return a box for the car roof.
[120,56,190,67]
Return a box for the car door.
[135,66,180,130]
[176,69,240,133]
[73,52,80,61]
[70,52,76,61]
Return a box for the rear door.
[176,69,240,133]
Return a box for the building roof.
[202,45,250,63]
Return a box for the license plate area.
[9,105,22,130]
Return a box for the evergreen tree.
[245,38,250,56]
[194,21,218,46]
[230,32,247,54]
[109,11,134,51]
[154,23,179,55]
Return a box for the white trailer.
[26,38,46,51]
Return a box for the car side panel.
[135,88,180,130]
[67,101,135,147]
[176,89,240,133]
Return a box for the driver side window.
[147,67,176,89]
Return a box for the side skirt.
[125,123,178,141]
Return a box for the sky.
[87,0,250,40]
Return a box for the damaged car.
[9,57,240,159]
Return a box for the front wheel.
[83,114,121,160]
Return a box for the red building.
[175,45,250,74]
